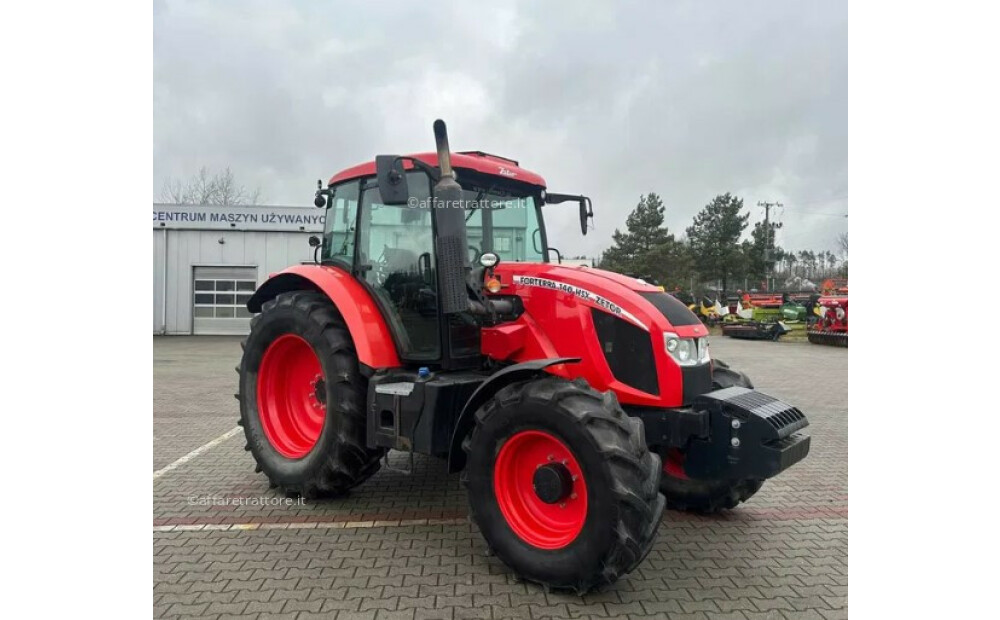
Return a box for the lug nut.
[570,493,577,499]
[731,437,741,448]
[731,419,741,429]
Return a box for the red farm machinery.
[807,279,848,346]
[808,295,848,347]
[236,121,811,591]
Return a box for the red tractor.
[808,295,848,346]
[237,121,810,592]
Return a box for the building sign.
[152,204,326,232]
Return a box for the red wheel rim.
[257,334,326,458]
[493,430,588,550]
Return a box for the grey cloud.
[155,0,846,257]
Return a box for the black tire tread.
[462,376,665,593]
[237,290,384,499]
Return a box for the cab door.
[355,173,441,362]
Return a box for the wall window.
[192,267,257,319]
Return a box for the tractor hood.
[486,262,710,408]
[492,263,707,338]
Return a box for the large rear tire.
[237,291,384,498]
[463,377,665,593]
[659,358,763,513]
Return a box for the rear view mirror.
[545,192,593,236]
[579,198,592,235]
[375,155,409,205]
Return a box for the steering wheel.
[468,244,482,266]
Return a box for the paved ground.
[154,336,847,619]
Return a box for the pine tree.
[601,193,671,273]
[685,193,750,293]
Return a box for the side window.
[322,180,360,264]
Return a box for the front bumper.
[632,386,811,480]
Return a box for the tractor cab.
[313,127,591,370]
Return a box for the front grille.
[591,309,659,395]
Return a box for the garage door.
[192,266,257,335]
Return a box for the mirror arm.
[544,192,581,204]
[394,156,441,183]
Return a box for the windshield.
[462,186,545,262]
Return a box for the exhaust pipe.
[431,120,471,315]
[434,119,455,179]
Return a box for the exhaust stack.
[431,120,471,315]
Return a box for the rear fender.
[247,264,401,369]
[446,357,580,473]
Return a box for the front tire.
[659,358,763,513]
[237,291,384,498]
[463,377,664,593]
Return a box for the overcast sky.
[154,0,847,258]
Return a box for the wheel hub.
[533,463,573,504]
[493,430,588,550]
[312,377,327,405]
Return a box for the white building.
[153,204,324,335]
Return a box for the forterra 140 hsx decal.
[512,275,648,330]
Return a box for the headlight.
[664,333,711,367]
[677,339,693,362]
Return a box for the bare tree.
[214,167,263,206]
[837,232,848,257]
[159,166,263,205]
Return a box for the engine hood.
[544,265,663,292]
[485,262,710,408]
[492,263,707,337]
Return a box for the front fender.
[446,357,580,473]
[247,264,401,369]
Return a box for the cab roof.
[328,151,547,188]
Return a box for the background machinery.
[808,295,848,346]
[236,120,811,592]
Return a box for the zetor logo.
[498,167,517,178]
